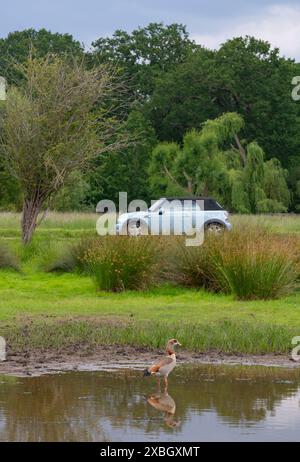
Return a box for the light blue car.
[115,197,232,236]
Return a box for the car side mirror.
[158,209,164,215]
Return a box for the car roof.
[162,197,224,210]
[164,196,217,201]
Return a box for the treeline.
[0,24,300,212]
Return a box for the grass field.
[0,212,300,239]
[0,212,300,355]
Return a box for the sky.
[0,0,300,60]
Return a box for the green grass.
[0,211,300,355]
[3,318,297,355]
[0,269,299,354]
[231,214,300,234]
[0,212,99,239]
[0,271,299,325]
[0,212,299,241]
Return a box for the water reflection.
[147,390,181,428]
[0,364,299,441]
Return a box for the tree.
[149,113,242,201]
[0,29,83,84]
[147,36,300,166]
[213,37,300,167]
[52,171,90,212]
[147,47,218,141]
[90,23,197,98]
[0,55,127,243]
[86,110,156,206]
[149,113,290,212]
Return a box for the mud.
[0,345,299,376]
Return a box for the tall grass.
[0,211,100,239]
[2,211,298,300]
[41,238,94,273]
[231,214,300,234]
[81,236,162,291]
[4,318,296,355]
[175,227,299,300]
[214,231,298,299]
[0,242,19,270]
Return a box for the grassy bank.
[0,212,300,357]
[0,212,300,240]
[0,271,299,355]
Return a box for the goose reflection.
[147,390,181,428]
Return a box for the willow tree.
[149,112,290,213]
[0,55,126,244]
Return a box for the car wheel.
[127,220,147,236]
[205,222,225,234]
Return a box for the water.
[0,364,300,442]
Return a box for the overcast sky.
[1,0,300,59]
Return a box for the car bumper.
[115,221,232,234]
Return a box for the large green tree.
[0,29,83,84]
[0,55,127,243]
[86,110,156,206]
[149,113,290,213]
[90,23,197,99]
[148,37,300,165]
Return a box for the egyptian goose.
[147,390,181,428]
[143,339,181,387]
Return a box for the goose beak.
[177,341,182,346]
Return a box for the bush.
[42,237,95,273]
[174,235,223,292]
[175,227,298,300]
[214,231,297,299]
[81,236,162,291]
[0,242,19,270]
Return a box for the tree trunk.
[21,196,43,245]
[234,134,247,166]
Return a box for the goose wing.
[148,356,173,373]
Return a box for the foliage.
[149,113,290,213]
[80,236,162,291]
[86,110,156,206]
[174,228,298,300]
[148,36,300,166]
[90,22,196,98]
[0,26,300,212]
[0,28,83,84]
[0,55,127,243]
[52,171,90,212]
[0,241,19,270]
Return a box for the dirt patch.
[0,345,299,376]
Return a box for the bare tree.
[0,55,127,244]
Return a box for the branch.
[233,134,246,166]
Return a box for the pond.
[0,364,300,442]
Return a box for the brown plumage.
[143,339,181,387]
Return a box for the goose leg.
[164,376,168,388]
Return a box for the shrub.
[42,237,95,273]
[0,242,19,270]
[214,230,297,299]
[175,227,298,300]
[81,236,162,291]
[174,235,223,292]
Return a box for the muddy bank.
[0,345,299,376]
